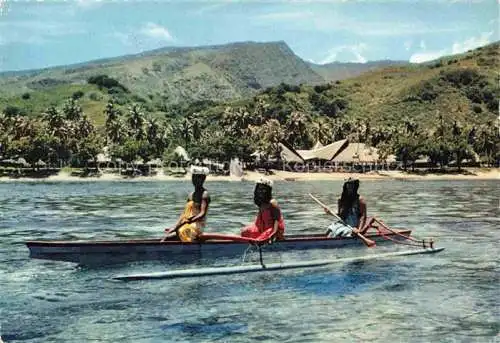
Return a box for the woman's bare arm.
[358,197,367,233]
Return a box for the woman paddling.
[241,178,285,241]
[325,177,367,238]
[162,166,210,242]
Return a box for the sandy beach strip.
[0,169,498,183]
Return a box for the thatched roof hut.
[312,141,324,150]
[332,143,395,163]
[278,143,304,163]
[280,140,395,164]
[17,157,30,167]
[297,139,348,161]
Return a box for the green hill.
[309,60,409,82]
[0,41,323,107]
[332,43,499,128]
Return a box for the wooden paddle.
[308,193,376,248]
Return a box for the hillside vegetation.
[309,60,409,82]
[0,41,323,107]
[0,42,498,171]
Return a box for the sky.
[0,0,498,72]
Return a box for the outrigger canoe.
[26,227,412,266]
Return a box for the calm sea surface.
[0,180,498,342]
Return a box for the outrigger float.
[113,247,444,281]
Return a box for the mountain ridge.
[0,41,325,103]
[0,40,293,76]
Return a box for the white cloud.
[110,24,175,52]
[409,32,493,63]
[409,50,446,63]
[419,40,426,50]
[319,43,368,64]
[451,31,493,54]
[139,23,174,42]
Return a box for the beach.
[0,168,497,182]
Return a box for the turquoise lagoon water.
[0,180,498,342]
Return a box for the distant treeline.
[0,89,498,171]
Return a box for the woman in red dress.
[241,178,285,241]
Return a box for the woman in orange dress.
[162,166,210,242]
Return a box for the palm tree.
[42,106,65,135]
[190,114,202,141]
[363,120,371,143]
[145,116,160,145]
[127,104,145,140]
[449,121,474,171]
[104,100,122,144]
[252,98,271,126]
[348,118,365,143]
[473,122,498,166]
[368,125,388,147]
[331,119,344,141]
[11,116,36,139]
[75,115,94,138]
[144,116,169,158]
[286,111,310,147]
[221,107,252,136]
[104,100,120,125]
[107,118,127,145]
[62,99,83,121]
[178,117,193,148]
[339,119,354,140]
[258,119,285,159]
[308,117,333,144]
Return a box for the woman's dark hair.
[254,183,272,206]
[339,178,359,219]
[192,174,206,187]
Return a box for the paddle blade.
[356,233,376,248]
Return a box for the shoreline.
[0,169,497,182]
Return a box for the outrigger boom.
[112,247,445,281]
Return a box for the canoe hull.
[26,229,412,266]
